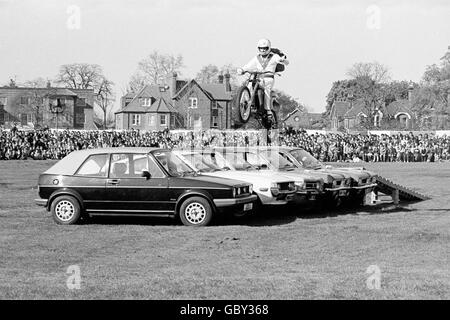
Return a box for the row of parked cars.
[36,146,378,226]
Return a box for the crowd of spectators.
[1,126,450,162]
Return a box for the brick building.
[282,108,324,130]
[329,87,415,131]
[115,72,233,130]
[0,83,96,129]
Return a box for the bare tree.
[347,61,391,83]
[95,77,115,129]
[22,78,56,128]
[56,63,104,89]
[195,64,220,83]
[128,51,184,91]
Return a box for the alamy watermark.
[66,5,81,30]
[66,264,81,290]
[366,265,381,290]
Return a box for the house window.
[77,98,86,106]
[27,113,33,123]
[160,114,167,126]
[211,101,218,109]
[5,113,10,122]
[189,97,198,109]
[0,97,8,105]
[141,98,152,106]
[211,116,218,128]
[132,114,141,126]
[20,97,29,105]
[149,114,156,126]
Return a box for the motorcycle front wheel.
[236,86,251,124]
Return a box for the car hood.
[277,168,342,184]
[202,171,294,188]
[325,167,374,180]
[253,169,322,183]
[175,174,249,188]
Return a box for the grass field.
[1,160,449,299]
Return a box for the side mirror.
[141,170,151,180]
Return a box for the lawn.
[0,160,449,299]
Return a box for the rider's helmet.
[257,38,271,56]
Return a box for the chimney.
[408,82,414,102]
[224,71,231,92]
[171,72,177,99]
[218,73,224,84]
[47,80,51,88]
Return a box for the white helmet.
[257,38,271,56]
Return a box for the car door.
[104,153,171,214]
[71,153,108,211]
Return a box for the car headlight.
[232,187,236,198]
[270,182,280,196]
[249,184,253,194]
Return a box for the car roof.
[43,147,163,176]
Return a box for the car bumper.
[214,194,257,215]
[35,198,48,207]
[352,183,378,190]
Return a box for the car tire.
[51,195,82,225]
[179,197,213,226]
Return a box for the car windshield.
[222,151,269,171]
[259,150,296,170]
[153,151,197,177]
[289,149,323,169]
[180,152,233,173]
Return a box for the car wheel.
[51,195,82,225]
[179,197,213,226]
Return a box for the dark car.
[35,147,256,226]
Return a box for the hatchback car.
[35,148,256,226]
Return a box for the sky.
[1,0,449,113]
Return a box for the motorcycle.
[234,70,280,130]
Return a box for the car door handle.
[107,179,120,185]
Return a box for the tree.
[128,51,184,92]
[411,46,450,129]
[22,78,56,128]
[195,64,220,84]
[273,89,305,120]
[195,63,239,86]
[56,63,104,89]
[95,77,115,129]
[346,61,391,84]
[55,63,115,129]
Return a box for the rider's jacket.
[242,52,289,76]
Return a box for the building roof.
[343,101,368,118]
[116,85,178,114]
[385,99,413,117]
[147,97,176,113]
[201,84,232,101]
[330,101,351,119]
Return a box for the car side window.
[147,155,165,178]
[110,154,130,178]
[76,154,109,177]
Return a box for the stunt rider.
[237,38,289,120]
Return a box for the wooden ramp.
[371,175,431,205]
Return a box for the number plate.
[308,195,316,200]
[339,190,347,196]
[243,203,253,211]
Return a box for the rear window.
[75,154,109,177]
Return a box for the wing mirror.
[141,170,152,180]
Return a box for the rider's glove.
[237,68,244,75]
